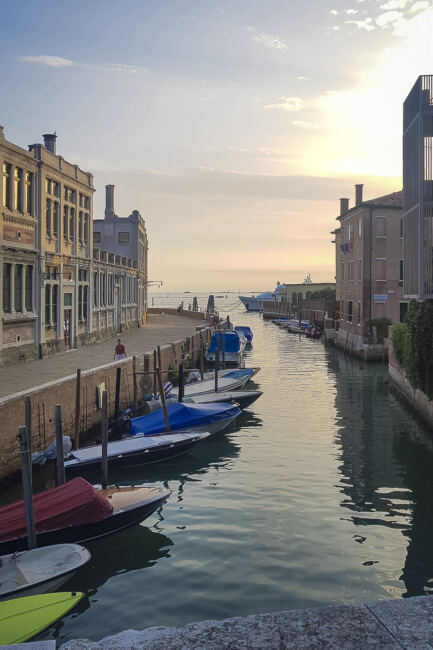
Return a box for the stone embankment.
[60,595,433,649]
[0,313,213,482]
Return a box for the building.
[93,184,148,327]
[333,184,404,357]
[403,75,433,299]
[0,128,147,367]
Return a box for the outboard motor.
[116,408,133,438]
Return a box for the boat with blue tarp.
[205,331,246,365]
[234,326,253,343]
[130,401,241,436]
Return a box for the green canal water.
[43,296,433,644]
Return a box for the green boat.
[0,591,83,645]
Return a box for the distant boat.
[0,544,90,601]
[239,282,285,311]
[234,326,253,343]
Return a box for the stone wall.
[0,326,213,481]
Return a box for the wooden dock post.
[153,349,157,396]
[74,368,81,449]
[114,367,121,421]
[199,340,205,380]
[25,395,32,451]
[215,339,220,392]
[221,330,226,369]
[55,404,65,486]
[17,426,37,550]
[156,366,171,432]
[178,363,184,403]
[101,390,109,490]
[132,356,138,410]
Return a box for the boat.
[200,367,260,382]
[0,478,170,555]
[130,402,241,436]
[65,431,208,479]
[0,544,90,601]
[239,282,285,312]
[234,326,253,343]
[287,320,310,334]
[173,369,253,398]
[0,592,83,645]
[186,390,263,409]
[205,331,246,366]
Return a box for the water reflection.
[329,350,433,597]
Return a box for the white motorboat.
[0,544,90,601]
[239,283,285,311]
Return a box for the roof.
[338,190,402,220]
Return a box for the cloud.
[293,121,319,129]
[408,0,431,12]
[345,9,359,14]
[329,9,339,15]
[246,27,288,50]
[17,55,148,74]
[297,76,310,80]
[380,0,409,8]
[345,17,376,30]
[264,96,304,111]
[375,10,404,25]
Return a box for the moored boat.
[0,478,170,554]
[205,331,246,365]
[239,282,285,311]
[129,402,241,436]
[0,544,90,601]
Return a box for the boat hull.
[188,390,263,409]
[0,490,169,555]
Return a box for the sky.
[0,0,432,291]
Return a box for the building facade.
[0,128,147,367]
[93,184,148,326]
[334,184,405,355]
[403,75,433,299]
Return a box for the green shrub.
[396,300,433,399]
[368,318,392,343]
[392,323,408,367]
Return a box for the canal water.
[44,295,433,644]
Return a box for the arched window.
[292,292,297,305]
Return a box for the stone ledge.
[60,595,433,649]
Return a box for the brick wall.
[0,326,213,481]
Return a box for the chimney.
[105,184,115,218]
[42,133,57,154]
[340,198,349,215]
[355,184,364,206]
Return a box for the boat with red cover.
[0,478,169,555]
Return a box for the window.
[25,172,33,214]
[63,206,68,241]
[358,259,362,281]
[94,272,98,307]
[118,231,129,243]
[14,264,22,312]
[376,216,387,237]
[69,208,75,240]
[400,259,404,285]
[400,302,408,322]
[46,178,51,194]
[64,186,75,203]
[375,259,386,280]
[53,201,59,237]
[100,273,105,306]
[14,168,23,212]
[357,301,361,325]
[83,286,88,320]
[2,263,11,312]
[79,269,87,282]
[64,292,72,307]
[45,199,52,236]
[93,231,101,243]
[348,222,354,241]
[52,285,58,323]
[45,285,51,324]
[400,218,404,239]
[78,286,83,320]
[84,215,89,243]
[358,218,362,238]
[79,212,83,242]
[25,266,33,311]
[348,300,353,323]
[2,163,11,208]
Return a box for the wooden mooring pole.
[101,390,109,490]
[215,339,220,392]
[178,362,184,403]
[17,426,37,550]
[74,368,81,449]
[156,366,171,432]
[132,355,138,410]
[25,395,32,451]
[221,331,226,369]
[55,404,65,486]
[114,367,122,421]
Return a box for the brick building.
[333,184,405,357]
[0,128,147,366]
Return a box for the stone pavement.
[60,595,433,649]
[0,315,203,400]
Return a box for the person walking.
[114,338,126,360]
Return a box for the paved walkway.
[0,315,204,399]
[61,595,433,649]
